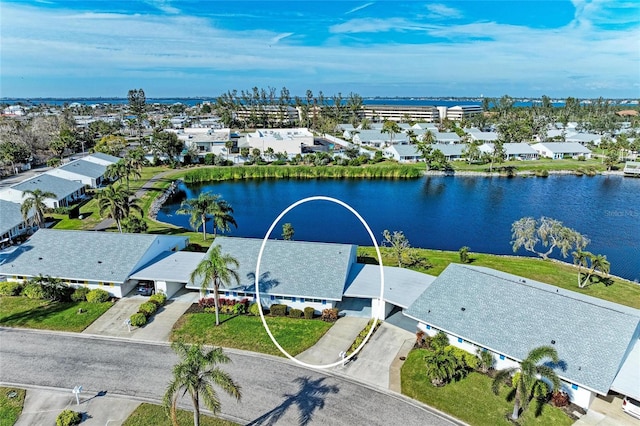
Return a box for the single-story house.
[433,132,461,144]
[383,145,421,162]
[169,127,232,156]
[564,133,602,146]
[45,159,109,188]
[0,200,34,246]
[352,130,388,147]
[531,142,592,160]
[187,237,357,314]
[479,143,539,160]
[0,174,86,209]
[244,128,313,155]
[431,143,466,161]
[82,152,120,167]
[0,229,188,298]
[468,129,500,142]
[403,264,640,410]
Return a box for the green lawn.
[450,158,606,173]
[0,387,25,426]
[401,349,573,426]
[123,403,238,426]
[171,313,333,357]
[357,247,640,309]
[0,296,113,332]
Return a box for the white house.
[383,145,422,162]
[468,129,500,142]
[403,264,640,410]
[46,159,109,188]
[0,200,34,246]
[532,142,592,159]
[431,143,466,161]
[352,130,388,147]
[433,132,461,144]
[0,174,86,209]
[479,143,539,160]
[0,229,189,298]
[82,152,120,167]
[244,128,313,155]
[169,127,232,156]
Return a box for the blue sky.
[1,0,638,98]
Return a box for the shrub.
[289,308,303,318]
[249,302,262,316]
[551,391,570,407]
[430,331,450,352]
[70,287,90,302]
[0,281,23,296]
[138,302,157,317]
[321,308,339,322]
[149,293,167,306]
[232,303,246,315]
[198,297,216,308]
[130,313,147,327]
[458,246,471,264]
[447,346,479,370]
[86,289,110,303]
[270,304,288,317]
[22,283,46,299]
[56,409,81,426]
[303,306,315,319]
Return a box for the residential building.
[383,145,421,162]
[445,105,483,121]
[45,159,109,188]
[468,128,500,142]
[0,174,86,209]
[433,132,460,144]
[403,264,640,410]
[0,229,188,298]
[362,105,440,122]
[532,142,592,159]
[82,152,121,167]
[243,128,313,155]
[431,143,466,161]
[170,127,232,156]
[479,143,539,160]
[0,200,34,246]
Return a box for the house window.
[291,297,296,303]
[322,300,327,305]
[270,295,275,301]
[571,384,578,390]
[457,338,463,343]
[232,292,237,297]
[224,292,230,297]
[311,298,321,303]
[282,296,292,301]
[426,325,431,330]
[499,355,505,360]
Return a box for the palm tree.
[105,160,127,184]
[492,346,561,420]
[572,249,592,288]
[177,193,236,240]
[211,198,237,237]
[190,245,239,326]
[580,253,610,288]
[424,348,465,387]
[21,189,56,228]
[164,342,241,426]
[415,140,433,171]
[97,185,142,233]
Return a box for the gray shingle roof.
[0,200,29,236]
[86,152,120,163]
[430,143,465,157]
[534,142,592,154]
[0,229,168,283]
[57,159,107,179]
[130,251,205,282]
[12,174,85,199]
[189,237,356,300]
[404,264,640,394]
[391,145,421,157]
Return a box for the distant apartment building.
[362,105,440,122]
[233,105,299,125]
[445,105,483,121]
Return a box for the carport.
[342,263,436,320]
[130,251,205,298]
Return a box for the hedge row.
[130,292,167,327]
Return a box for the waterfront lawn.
[357,247,640,309]
[0,387,25,426]
[450,158,606,173]
[124,403,238,426]
[171,313,333,357]
[0,296,113,332]
[401,349,573,426]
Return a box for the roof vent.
[551,340,556,345]
[38,257,43,260]
[97,261,102,264]
[461,307,466,311]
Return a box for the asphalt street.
[1,328,462,425]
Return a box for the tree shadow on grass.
[247,376,339,426]
[0,300,72,326]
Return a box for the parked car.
[137,282,155,296]
[622,396,640,419]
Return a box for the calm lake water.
[158,175,640,282]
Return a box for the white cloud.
[144,0,180,15]
[425,3,462,19]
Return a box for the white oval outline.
[255,196,385,369]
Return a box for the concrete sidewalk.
[15,387,140,426]
[342,322,414,389]
[295,316,369,366]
